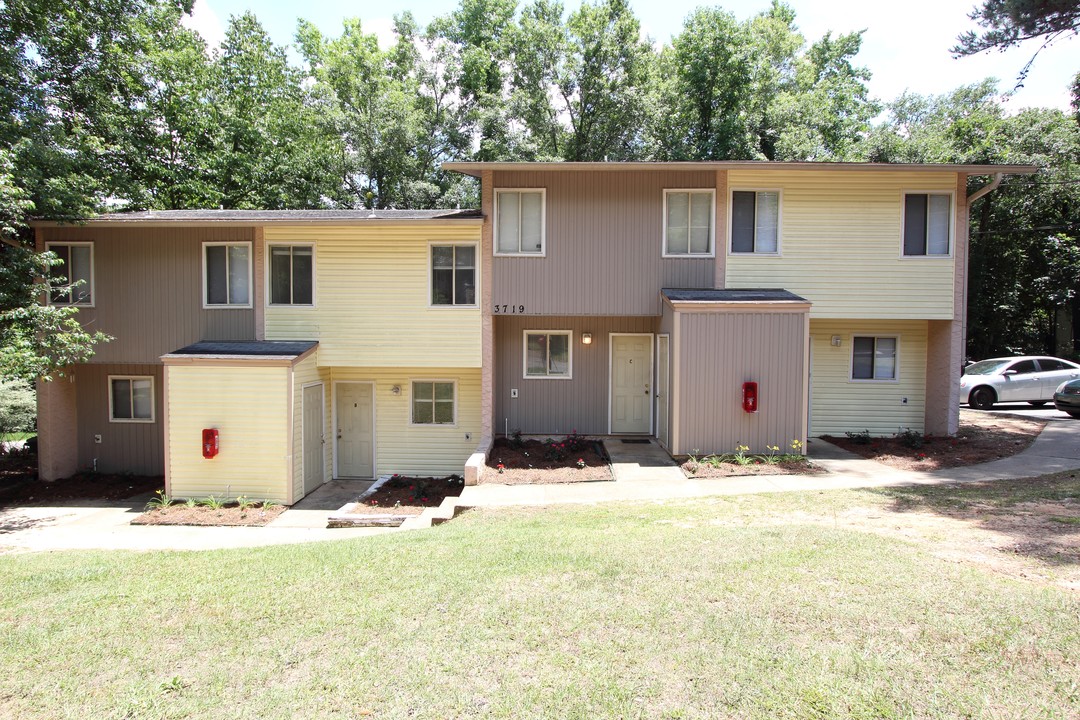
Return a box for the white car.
[961,356,1080,410]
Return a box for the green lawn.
[1,479,1078,719]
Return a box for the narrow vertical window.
[204,243,251,306]
[495,190,545,254]
[730,191,780,254]
[269,245,314,305]
[431,245,476,306]
[46,243,94,305]
[664,190,714,256]
[903,193,951,256]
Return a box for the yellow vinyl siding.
[725,170,957,319]
[167,365,291,502]
[809,319,927,436]
[292,353,327,501]
[263,224,482,367]
[330,367,480,477]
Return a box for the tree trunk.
[1057,304,1075,359]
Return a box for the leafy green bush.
[845,429,872,445]
[0,376,35,437]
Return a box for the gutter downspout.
[967,172,1004,204]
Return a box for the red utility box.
[742,382,759,414]
[202,428,219,459]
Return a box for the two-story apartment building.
[34,162,1035,502]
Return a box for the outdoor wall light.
[391,385,401,395]
[582,333,592,345]
[831,335,842,347]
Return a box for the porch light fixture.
[831,335,841,347]
[391,385,401,395]
[581,333,592,345]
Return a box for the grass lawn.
[2,478,1079,719]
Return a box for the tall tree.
[648,7,754,160]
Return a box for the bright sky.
[186,0,1078,111]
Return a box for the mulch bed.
[483,437,612,485]
[132,502,286,527]
[345,475,465,516]
[682,458,825,478]
[0,452,162,506]
[821,411,1045,471]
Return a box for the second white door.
[336,382,374,478]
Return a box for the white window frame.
[266,242,316,308]
[428,241,479,308]
[45,241,95,307]
[202,241,253,309]
[900,190,954,259]
[409,379,458,427]
[107,375,155,423]
[662,189,716,258]
[494,188,547,257]
[728,188,783,256]
[849,335,900,383]
[522,330,573,380]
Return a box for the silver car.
[960,355,1080,410]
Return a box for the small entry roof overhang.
[161,341,318,366]
[662,288,811,312]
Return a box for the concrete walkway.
[2,423,1078,554]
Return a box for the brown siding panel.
[41,226,255,363]
[75,363,165,476]
[675,310,807,456]
[493,315,658,435]
[492,171,718,316]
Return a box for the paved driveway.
[965,403,1079,422]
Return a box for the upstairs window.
[431,244,476,306]
[204,242,251,307]
[903,193,951,256]
[731,190,780,254]
[495,189,545,255]
[269,245,313,306]
[109,376,154,423]
[664,190,714,256]
[46,242,94,306]
[524,331,572,379]
[852,336,897,381]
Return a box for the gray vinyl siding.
[491,171,718,316]
[494,315,658,435]
[75,363,165,476]
[674,311,807,456]
[41,226,255,364]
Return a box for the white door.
[611,334,652,434]
[302,384,325,495]
[336,383,374,478]
[656,335,670,448]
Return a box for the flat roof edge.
[442,161,1040,177]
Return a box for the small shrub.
[200,495,225,510]
[896,428,925,449]
[509,429,524,449]
[0,376,35,438]
[845,429,872,445]
[236,496,255,511]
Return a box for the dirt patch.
[821,410,1044,471]
[133,502,286,527]
[0,453,162,506]
[484,436,612,484]
[345,475,465,516]
[682,458,826,478]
